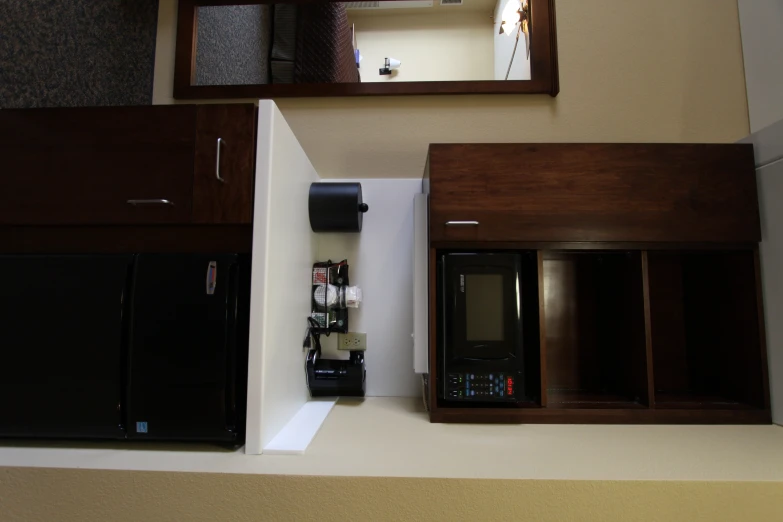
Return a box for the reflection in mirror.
[195,5,271,86]
[193,0,532,86]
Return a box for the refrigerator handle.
[118,256,136,435]
[225,261,240,433]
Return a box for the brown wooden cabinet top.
[427,143,760,243]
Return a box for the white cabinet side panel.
[413,193,429,374]
[246,101,319,454]
[262,399,337,455]
[740,118,783,168]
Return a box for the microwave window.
[465,274,504,341]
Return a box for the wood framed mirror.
[174,0,559,99]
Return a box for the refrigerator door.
[126,254,242,442]
[0,255,132,439]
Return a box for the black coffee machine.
[305,345,365,397]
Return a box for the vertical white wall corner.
[757,159,783,426]
[316,179,423,397]
[245,101,323,455]
[738,0,783,132]
[413,193,429,374]
[741,121,783,425]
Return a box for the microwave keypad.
[446,373,515,400]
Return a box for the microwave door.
[462,353,511,361]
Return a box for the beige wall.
[1,1,769,521]
[281,0,749,178]
[348,11,494,83]
[2,469,783,521]
[155,0,750,179]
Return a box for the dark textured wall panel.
[0,0,159,108]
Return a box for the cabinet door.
[0,106,196,225]
[126,254,241,442]
[0,255,132,439]
[428,144,760,243]
[193,104,256,224]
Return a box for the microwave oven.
[437,252,526,403]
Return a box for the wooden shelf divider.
[537,250,548,408]
[753,248,772,412]
[641,251,656,409]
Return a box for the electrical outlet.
[338,332,367,351]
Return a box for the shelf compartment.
[542,251,649,409]
[646,250,765,410]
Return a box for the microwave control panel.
[446,372,516,402]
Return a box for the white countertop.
[2,397,783,480]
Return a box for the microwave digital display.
[465,274,505,341]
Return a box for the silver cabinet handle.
[127,199,174,206]
[445,221,479,226]
[216,138,226,183]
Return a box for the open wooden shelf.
[646,250,767,411]
[542,251,649,409]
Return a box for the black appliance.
[0,255,132,439]
[306,349,366,397]
[0,254,250,444]
[126,254,250,443]
[309,182,369,233]
[438,252,525,403]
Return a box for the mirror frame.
[174,0,559,99]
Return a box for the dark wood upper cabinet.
[0,106,197,225]
[173,0,559,100]
[0,104,257,227]
[428,143,760,243]
[193,104,256,224]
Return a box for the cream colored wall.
[348,11,494,82]
[154,0,750,179]
[2,468,783,522]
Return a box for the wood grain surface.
[0,106,197,225]
[193,104,256,224]
[173,0,559,99]
[428,143,760,243]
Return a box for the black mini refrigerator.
[0,253,250,444]
[0,255,133,439]
[126,254,250,443]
